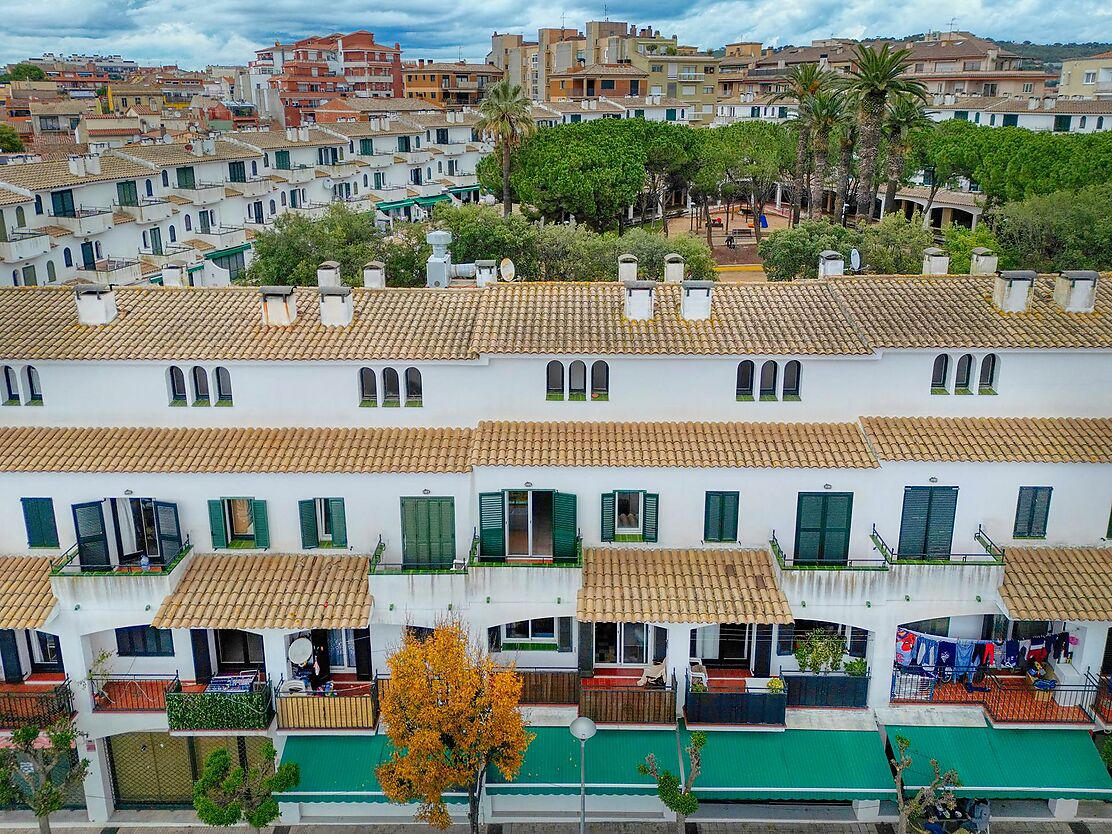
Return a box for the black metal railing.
[871,524,1005,565]
[275,679,376,730]
[770,530,887,571]
[0,680,74,728]
[783,671,870,708]
[90,674,181,712]
[684,671,785,725]
[51,537,192,577]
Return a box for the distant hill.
[991,41,1112,66]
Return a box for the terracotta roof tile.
[0,188,33,207]
[577,548,792,624]
[0,155,154,192]
[1000,547,1112,621]
[113,140,262,167]
[152,553,371,629]
[0,556,56,629]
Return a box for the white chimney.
[623,280,655,321]
[67,155,86,177]
[969,246,998,275]
[475,259,498,288]
[681,280,713,320]
[316,260,341,287]
[663,253,685,283]
[298,125,310,142]
[74,285,117,325]
[285,126,299,142]
[259,286,298,325]
[818,250,844,278]
[992,270,1035,313]
[1027,97,1039,110]
[617,254,638,282]
[922,246,950,275]
[1054,270,1098,313]
[83,154,101,175]
[382,116,391,131]
[161,262,185,287]
[318,285,354,326]
[363,260,386,288]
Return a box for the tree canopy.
[0,124,24,153]
[0,719,89,834]
[0,63,48,83]
[193,743,299,832]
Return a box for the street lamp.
[569,716,597,834]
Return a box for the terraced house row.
[0,268,1110,825]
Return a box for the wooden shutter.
[330,498,348,547]
[821,493,852,563]
[0,630,22,683]
[22,497,58,548]
[794,493,825,563]
[353,628,372,680]
[721,492,739,542]
[428,498,454,564]
[600,492,616,542]
[299,500,318,548]
[72,501,109,569]
[923,487,957,557]
[553,491,578,561]
[1029,488,1051,537]
[208,500,228,549]
[643,493,659,542]
[1016,487,1051,537]
[478,492,505,559]
[704,492,722,541]
[898,487,931,558]
[558,617,574,653]
[578,622,594,676]
[400,498,423,565]
[252,500,270,549]
[753,624,773,677]
[153,501,182,561]
[190,629,213,684]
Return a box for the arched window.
[590,361,609,400]
[363,174,369,187]
[954,354,973,392]
[736,360,754,399]
[168,366,187,404]
[250,161,258,176]
[184,215,192,231]
[546,361,564,400]
[191,366,210,404]
[145,179,153,197]
[1080,116,1087,129]
[931,354,950,392]
[46,261,56,282]
[24,366,42,404]
[759,360,778,399]
[142,230,150,249]
[34,196,42,216]
[263,153,270,167]
[2,365,19,404]
[269,199,276,215]
[280,192,287,207]
[161,170,169,187]
[1099,117,1105,130]
[568,360,586,400]
[214,367,233,404]
[94,241,102,258]
[978,353,998,393]
[359,368,377,405]
[15,206,25,226]
[404,368,422,406]
[63,247,72,268]
[382,367,400,406]
[783,360,801,398]
[168,224,176,242]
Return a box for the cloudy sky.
[1,0,1108,68]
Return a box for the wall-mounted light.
[928,476,939,484]
[976,595,982,603]
[124,489,134,496]
[422,488,431,495]
[905,595,911,602]
[524,481,533,488]
[486,596,491,604]
[823,483,832,490]
[557,596,562,604]
[866,601,872,608]
[448,603,453,611]
[800,600,806,607]
[73,604,80,611]
[144,604,151,611]
[389,603,395,611]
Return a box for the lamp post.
[569,715,597,834]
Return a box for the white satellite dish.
[849,248,861,272]
[499,257,518,282]
[322,177,334,189]
[288,637,313,666]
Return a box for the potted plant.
[766,676,785,695]
[845,658,868,677]
[785,629,869,708]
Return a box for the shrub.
[942,223,1005,274]
[758,220,862,281]
[859,213,934,274]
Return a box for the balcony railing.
[684,671,785,725]
[783,671,870,708]
[870,525,1005,565]
[48,206,112,235]
[770,530,887,571]
[579,673,675,725]
[0,228,50,261]
[113,198,171,223]
[516,669,580,705]
[275,679,376,730]
[166,680,274,731]
[74,257,143,284]
[51,537,192,577]
[140,243,198,265]
[0,680,74,728]
[90,674,181,712]
[468,532,584,568]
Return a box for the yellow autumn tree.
[376,620,533,833]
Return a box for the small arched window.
[168,366,187,404]
[759,360,778,400]
[569,360,586,400]
[359,368,377,405]
[145,179,153,197]
[382,367,400,406]
[15,206,26,226]
[34,196,42,216]
[250,161,258,176]
[142,230,150,249]
[931,354,950,392]
[954,354,973,392]
[63,247,72,268]
[161,170,169,187]
[736,360,754,399]
[404,368,422,406]
[363,174,369,187]
[269,199,276,215]
[281,192,287,206]
[184,215,192,231]
[783,360,801,399]
[546,361,564,400]
[590,361,609,401]
[214,367,233,404]
[46,261,56,282]
[1080,116,1087,129]
[168,225,176,242]
[263,153,270,167]
[191,366,210,404]
[2,365,20,404]
[24,366,42,404]
[978,353,998,393]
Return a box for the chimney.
[663,253,685,283]
[83,154,101,175]
[161,262,185,287]
[617,254,638,282]
[67,155,86,177]
[259,286,298,325]
[298,125,310,142]
[969,246,998,275]
[817,250,844,278]
[1043,97,1055,110]
[623,280,655,320]
[316,260,341,287]
[318,285,354,326]
[681,280,713,320]
[285,126,298,141]
[922,246,950,275]
[1027,97,1039,110]
[1054,270,1099,313]
[476,259,498,287]
[426,229,453,287]
[992,270,1034,313]
[74,285,118,325]
[362,260,386,288]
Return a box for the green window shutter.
[252,500,270,549]
[643,493,659,543]
[578,622,594,675]
[401,498,423,565]
[329,498,348,547]
[478,492,505,559]
[822,493,852,562]
[600,492,615,542]
[1015,487,1051,537]
[704,492,722,541]
[794,493,825,563]
[721,491,739,542]
[553,491,578,561]
[401,497,455,566]
[898,487,931,557]
[1014,488,1035,537]
[923,487,957,557]
[557,617,574,652]
[22,498,58,548]
[299,500,318,548]
[208,500,228,549]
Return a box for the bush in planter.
[793,629,847,674]
[766,677,785,695]
[845,658,868,678]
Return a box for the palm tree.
[802,90,848,219]
[882,94,933,215]
[832,119,857,224]
[476,81,536,218]
[771,64,833,225]
[840,44,926,223]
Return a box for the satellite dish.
[322,177,334,189]
[288,637,313,666]
[849,248,861,272]
[499,257,518,282]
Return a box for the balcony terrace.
[114,198,171,224]
[0,678,74,728]
[0,228,50,261]
[275,679,376,730]
[74,257,143,284]
[48,206,112,236]
[171,181,225,205]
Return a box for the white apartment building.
[0,257,1110,824]
[532,95,694,126]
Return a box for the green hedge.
[166,690,272,731]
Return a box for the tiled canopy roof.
[0,556,56,629]
[577,548,793,624]
[861,417,1112,463]
[114,140,262,167]
[153,554,371,629]
[999,547,1112,621]
[0,155,153,192]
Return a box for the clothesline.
[895,624,1077,674]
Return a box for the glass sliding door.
[504,490,554,558]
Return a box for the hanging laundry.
[956,640,976,674]
[1028,636,1049,663]
[983,641,996,668]
[916,636,938,667]
[1003,640,1020,669]
[937,640,957,681]
[895,629,917,666]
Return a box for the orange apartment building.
[402,60,503,107]
[547,63,648,100]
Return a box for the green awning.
[886,725,1112,800]
[416,193,452,206]
[485,727,676,796]
[203,242,253,261]
[447,185,480,194]
[376,198,416,212]
[694,729,897,802]
[276,735,466,804]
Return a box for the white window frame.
[315,497,333,543]
[614,490,643,536]
[502,617,557,644]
